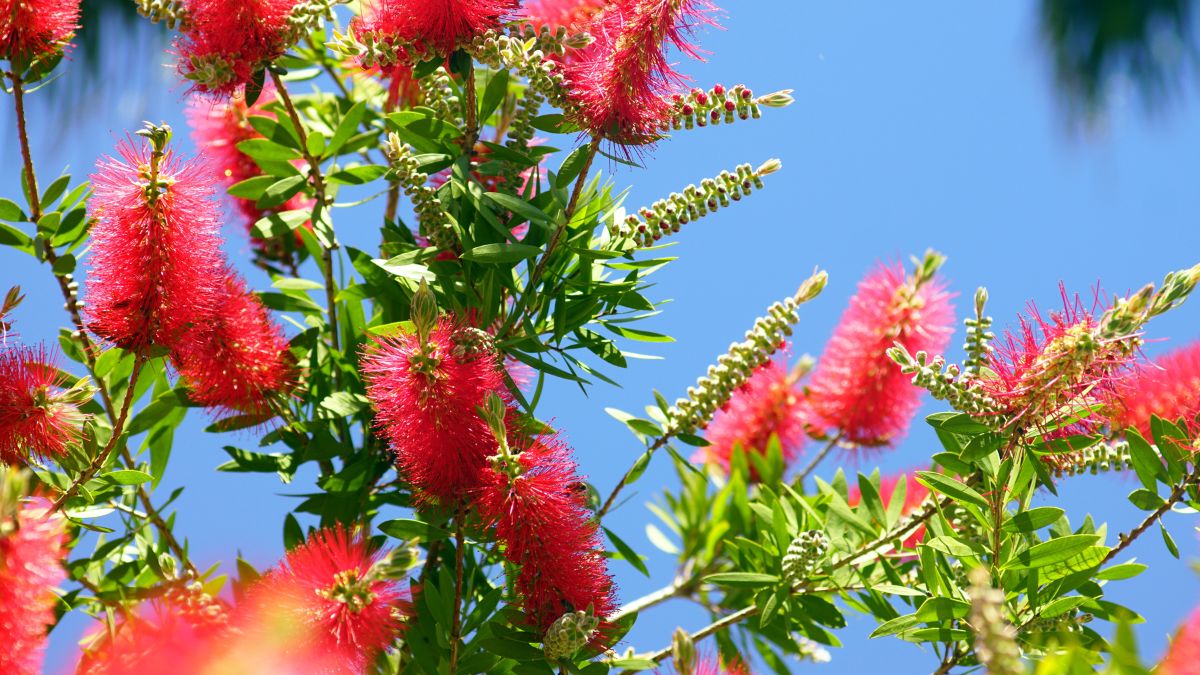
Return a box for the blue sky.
[4,1,1199,672]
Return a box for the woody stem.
[449,518,466,674]
[795,434,843,488]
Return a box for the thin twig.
[462,66,478,151]
[597,434,670,520]
[631,605,759,669]
[51,355,147,512]
[611,575,694,622]
[795,434,843,487]
[1102,460,1200,566]
[449,520,466,674]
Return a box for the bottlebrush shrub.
[4,2,1200,673]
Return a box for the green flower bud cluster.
[611,160,781,248]
[500,86,545,186]
[670,627,696,674]
[283,0,339,46]
[183,53,237,91]
[962,287,995,378]
[1025,609,1092,634]
[968,567,1023,675]
[419,67,462,126]
[664,84,793,131]
[666,272,826,435]
[543,608,599,661]
[469,32,571,110]
[135,0,188,30]
[782,530,830,585]
[383,134,455,249]
[328,28,404,70]
[507,22,573,57]
[890,347,997,416]
[1051,440,1133,478]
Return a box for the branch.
[449,520,466,674]
[795,434,842,488]
[610,574,695,623]
[1102,460,1200,566]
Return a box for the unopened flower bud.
[543,608,599,661]
[671,626,696,674]
[757,89,795,107]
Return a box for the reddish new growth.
[355,0,515,56]
[1160,607,1200,675]
[476,434,617,633]
[1112,340,1200,437]
[85,139,224,354]
[0,498,66,675]
[174,267,293,421]
[237,528,409,673]
[186,86,315,240]
[177,0,301,96]
[980,288,1134,435]
[361,317,507,503]
[521,0,607,32]
[695,359,808,476]
[0,344,84,465]
[806,262,954,447]
[0,0,79,64]
[848,472,931,548]
[566,0,716,144]
[76,589,229,675]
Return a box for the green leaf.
[319,392,370,417]
[915,597,971,622]
[1161,520,1180,558]
[326,101,366,158]
[103,470,153,485]
[556,146,591,189]
[0,223,33,251]
[645,523,680,555]
[283,513,304,550]
[704,572,780,588]
[460,242,542,263]
[873,584,927,597]
[1002,507,1065,533]
[51,253,75,275]
[0,198,25,221]
[258,175,307,207]
[604,527,649,577]
[914,471,988,510]
[1041,596,1089,618]
[1096,562,1148,581]
[236,138,302,162]
[327,164,389,185]
[1125,430,1164,491]
[1127,488,1166,511]
[926,412,991,435]
[305,130,326,158]
[378,518,450,541]
[869,612,921,639]
[1007,534,1101,570]
[604,324,675,343]
[40,174,70,207]
[482,192,554,225]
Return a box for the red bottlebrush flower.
[362,317,508,503]
[0,0,80,64]
[657,656,751,675]
[476,434,617,633]
[1160,607,1200,675]
[694,358,808,476]
[174,267,293,420]
[1112,340,1200,437]
[0,497,66,675]
[980,288,1134,435]
[85,139,225,354]
[76,589,229,675]
[521,0,607,32]
[354,0,515,56]
[232,527,410,673]
[0,344,86,465]
[566,0,716,144]
[177,0,301,96]
[848,472,931,548]
[806,262,955,447]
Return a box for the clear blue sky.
[4,2,1199,672]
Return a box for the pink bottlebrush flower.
[0,344,86,465]
[1160,607,1200,675]
[1112,340,1200,437]
[476,433,617,634]
[174,267,293,421]
[361,317,508,503]
[0,497,66,675]
[177,0,301,96]
[806,262,955,448]
[848,472,931,548]
[566,0,716,144]
[657,655,752,675]
[521,0,607,32]
[980,288,1134,436]
[75,590,229,675]
[354,0,515,57]
[0,0,79,64]
[234,527,410,673]
[694,359,808,477]
[85,139,225,354]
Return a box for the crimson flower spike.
[1111,340,1200,438]
[354,0,516,59]
[0,344,89,466]
[0,478,66,675]
[566,0,718,145]
[177,0,314,96]
[521,0,608,33]
[806,251,956,449]
[1159,606,1200,675]
[85,123,225,355]
[0,0,80,67]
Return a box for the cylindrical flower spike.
[967,567,1023,675]
[173,267,293,422]
[806,253,955,448]
[384,136,457,251]
[1159,606,1200,675]
[694,357,808,477]
[361,291,509,503]
[1112,341,1200,437]
[353,0,515,59]
[0,344,89,465]
[0,0,80,66]
[476,431,617,638]
[85,125,226,354]
[0,485,66,675]
[668,270,827,436]
[521,0,607,33]
[663,84,792,132]
[612,160,782,247]
[229,527,411,673]
[781,530,829,586]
